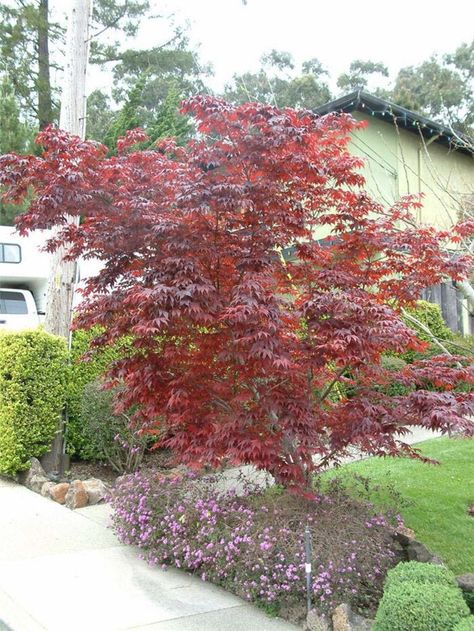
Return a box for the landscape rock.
[429,555,444,565]
[332,603,351,631]
[406,539,434,562]
[305,609,330,631]
[350,612,374,630]
[28,473,51,494]
[392,524,416,546]
[457,574,474,593]
[331,603,373,631]
[49,482,70,504]
[65,480,88,509]
[19,457,47,488]
[82,478,108,505]
[40,481,55,497]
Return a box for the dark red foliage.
[1,96,473,488]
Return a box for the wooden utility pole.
[43,0,93,339]
[41,0,93,474]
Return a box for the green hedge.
[0,330,68,475]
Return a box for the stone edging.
[18,457,109,509]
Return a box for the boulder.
[306,609,330,631]
[457,574,474,593]
[392,524,416,546]
[49,482,70,504]
[332,603,373,631]
[82,478,108,505]
[28,473,51,494]
[332,604,351,631]
[406,540,434,562]
[65,480,88,509]
[40,481,55,497]
[19,457,47,488]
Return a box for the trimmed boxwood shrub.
[454,617,474,630]
[0,329,68,475]
[374,581,469,631]
[384,561,457,591]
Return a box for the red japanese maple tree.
[1,96,473,487]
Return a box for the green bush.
[66,328,132,459]
[402,300,454,362]
[80,380,147,473]
[0,330,68,474]
[454,616,474,630]
[374,582,469,631]
[379,355,413,396]
[384,561,457,591]
[463,591,474,614]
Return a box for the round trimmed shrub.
[0,329,68,474]
[384,561,457,591]
[374,582,469,631]
[454,617,474,630]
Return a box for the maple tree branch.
[401,308,454,357]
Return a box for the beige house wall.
[348,112,474,333]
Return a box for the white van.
[0,288,40,331]
[0,227,51,331]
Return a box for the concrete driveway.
[0,478,298,631]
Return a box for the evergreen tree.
[0,75,34,225]
[102,73,147,153]
[147,84,191,146]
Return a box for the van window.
[0,291,28,314]
[0,243,21,263]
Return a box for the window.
[0,243,21,263]
[0,291,28,315]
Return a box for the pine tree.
[0,75,34,225]
[102,73,147,154]
[147,83,191,146]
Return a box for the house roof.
[314,89,474,156]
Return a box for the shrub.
[379,355,413,396]
[402,300,454,362]
[454,617,474,630]
[111,471,398,620]
[0,329,68,474]
[384,561,457,591]
[66,328,132,459]
[80,380,148,473]
[374,582,469,631]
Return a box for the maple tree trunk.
[41,0,93,474]
[37,0,53,129]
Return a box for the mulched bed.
[66,449,174,487]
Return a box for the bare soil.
[66,449,173,487]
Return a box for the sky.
[120,0,474,95]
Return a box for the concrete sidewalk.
[0,478,298,631]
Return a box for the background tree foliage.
[223,49,331,110]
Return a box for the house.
[315,90,474,334]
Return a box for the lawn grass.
[320,437,474,575]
